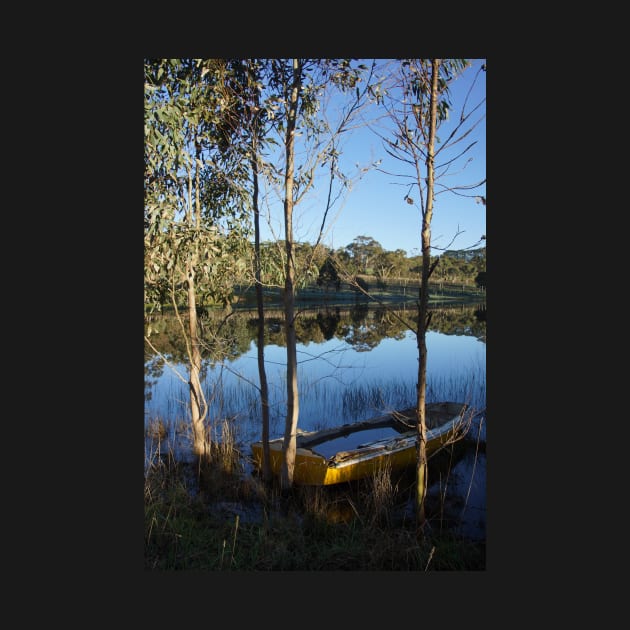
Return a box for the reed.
[145,417,168,441]
[359,458,396,527]
[145,365,485,462]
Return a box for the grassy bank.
[235,278,486,309]
[144,438,486,571]
[145,280,485,314]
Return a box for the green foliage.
[404,58,470,123]
[343,235,385,274]
[144,58,252,311]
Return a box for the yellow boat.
[251,401,469,486]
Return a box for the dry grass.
[145,417,168,440]
[362,458,396,527]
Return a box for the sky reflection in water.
[145,329,485,438]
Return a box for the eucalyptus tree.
[373,248,408,281]
[261,58,379,489]
[144,58,251,458]
[344,235,385,274]
[379,59,486,527]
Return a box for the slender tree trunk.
[415,59,441,528]
[280,58,301,490]
[252,152,272,482]
[188,131,208,458]
[187,266,207,457]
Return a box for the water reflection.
[145,302,486,388]
[144,302,486,541]
[144,302,486,444]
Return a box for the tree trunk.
[280,59,301,490]
[188,130,209,458]
[415,59,441,528]
[252,151,272,482]
[187,266,208,457]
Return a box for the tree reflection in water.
[145,302,485,441]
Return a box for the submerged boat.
[250,401,469,486]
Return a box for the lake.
[144,301,486,539]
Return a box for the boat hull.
[251,402,468,486]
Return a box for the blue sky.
[259,59,486,257]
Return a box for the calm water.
[144,303,486,539]
[145,339,485,455]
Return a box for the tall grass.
[144,438,486,570]
[145,364,486,466]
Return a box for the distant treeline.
[244,236,486,290]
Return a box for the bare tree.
[259,59,381,489]
[368,58,486,527]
